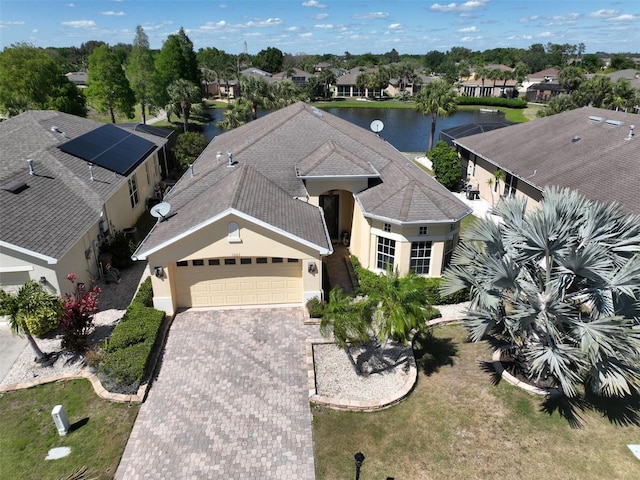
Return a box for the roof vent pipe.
[227,150,234,168]
[216,151,222,162]
[27,159,35,175]
[88,163,95,181]
[189,163,195,177]
[628,125,635,140]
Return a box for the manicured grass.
[0,379,139,480]
[311,98,416,109]
[313,324,640,480]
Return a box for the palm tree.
[319,287,372,349]
[414,79,458,151]
[319,68,336,99]
[217,98,251,130]
[239,76,271,119]
[606,77,636,112]
[557,66,586,95]
[0,281,63,362]
[270,80,304,109]
[442,187,640,398]
[166,79,203,133]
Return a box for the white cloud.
[200,21,227,31]
[353,12,389,20]
[300,32,313,38]
[285,26,299,32]
[245,18,283,27]
[61,20,96,28]
[538,31,553,38]
[387,23,402,30]
[313,13,329,20]
[519,15,538,23]
[142,21,173,31]
[0,20,25,26]
[315,24,334,29]
[458,26,478,32]
[100,11,125,16]
[219,3,228,8]
[460,35,482,42]
[590,9,618,19]
[608,14,638,22]
[507,34,532,41]
[302,0,326,8]
[430,1,488,13]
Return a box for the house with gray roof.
[0,111,168,295]
[133,102,470,314]
[454,106,640,215]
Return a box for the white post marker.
[51,405,71,436]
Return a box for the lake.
[203,105,506,153]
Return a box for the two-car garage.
[173,256,303,308]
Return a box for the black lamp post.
[354,452,365,480]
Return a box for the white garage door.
[174,258,302,308]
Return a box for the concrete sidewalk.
[0,322,27,383]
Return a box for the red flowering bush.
[60,273,101,352]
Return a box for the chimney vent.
[27,158,35,175]
[626,124,635,141]
[88,163,95,181]
[227,150,234,168]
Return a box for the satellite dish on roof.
[150,202,171,221]
[370,119,384,134]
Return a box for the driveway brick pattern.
[116,307,317,479]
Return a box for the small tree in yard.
[442,187,640,398]
[429,141,463,191]
[173,131,209,175]
[60,273,101,353]
[0,281,63,362]
[320,270,435,374]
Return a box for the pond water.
[203,105,506,152]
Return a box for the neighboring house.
[525,82,564,102]
[272,68,316,88]
[0,111,168,296]
[133,102,471,315]
[522,68,560,89]
[334,67,377,98]
[65,71,88,89]
[454,106,640,215]
[461,64,517,98]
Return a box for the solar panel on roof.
[58,124,156,176]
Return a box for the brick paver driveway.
[116,307,318,479]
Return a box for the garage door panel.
[175,261,302,307]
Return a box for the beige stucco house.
[0,110,168,296]
[454,106,640,216]
[134,102,471,315]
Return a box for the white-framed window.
[410,241,432,275]
[228,222,240,242]
[128,175,139,208]
[376,236,395,270]
[503,173,518,198]
[419,226,428,236]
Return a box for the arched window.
[228,222,241,242]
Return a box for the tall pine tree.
[126,26,155,124]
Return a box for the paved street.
[116,307,318,479]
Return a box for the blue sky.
[1,1,639,55]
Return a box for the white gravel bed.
[313,342,412,401]
[1,262,148,388]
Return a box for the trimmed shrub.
[133,277,154,307]
[98,280,164,394]
[306,297,324,318]
[423,277,470,305]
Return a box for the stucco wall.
[146,213,324,315]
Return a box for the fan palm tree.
[217,98,251,130]
[414,79,458,151]
[442,187,640,398]
[166,79,203,133]
[239,75,271,119]
[0,281,63,362]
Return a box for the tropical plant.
[0,281,63,362]
[239,76,271,119]
[172,131,209,173]
[166,79,203,133]
[442,187,640,398]
[557,66,586,95]
[217,98,251,130]
[414,79,458,151]
[537,94,577,117]
[319,287,372,349]
[60,273,101,352]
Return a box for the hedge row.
[457,96,528,108]
[98,277,164,394]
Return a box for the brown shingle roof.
[134,102,470,258]
[454,106,640,214]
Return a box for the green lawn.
[0,379,139,480]
[313,324,640,480]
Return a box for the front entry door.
[320,194,339,241]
